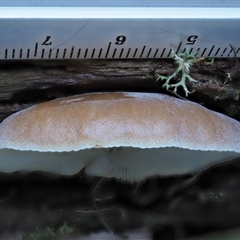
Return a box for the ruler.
[0,0,240,60]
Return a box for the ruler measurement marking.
[63,48,66,58]
[215,48,220,56]
[140,46,146,58]
[41,49,45,58]
[147,48,152,58]
[48,49,52,59]
[167,48,172,57]
[70,46,74,58]
[160,48,166,57]
[1,38,238,60]
[126,48,131,58]
[77,49,81,58]
[227,46,239,57]
[105,42,111,58]
[188,48,193,54]
[195,48,200,56]
[112,48,117,58]
[119,48,124,58]
[176,42,182,54]
[91,48,95,58]
[27,49,30,58]
[237,48,240,55]
[98,48,102,58]
[201,48,207,57]
[34,43,38,57]
[221,48,227,56]
[153,49,159,58]
[0,39,238,60]
[207,45,215,57]
[0,8,239,60]
[3,44,238,59]
[227,48,233,57]
[133,48,138,58]
[56,49,59,58]
[84,49,88,58]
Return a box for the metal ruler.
[0,0,240,60]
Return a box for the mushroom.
[0,92,240,182]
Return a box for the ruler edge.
[0,7,239,59]
[0,7,239,19]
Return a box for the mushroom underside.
[0,147,239,182]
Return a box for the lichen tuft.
[156,48,203,96]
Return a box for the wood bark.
[0,58,239,122]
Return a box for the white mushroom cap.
[0,92,240,181]
[1,92,240,152]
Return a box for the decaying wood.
[0,58,240,122]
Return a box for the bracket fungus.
[0,92,240,182]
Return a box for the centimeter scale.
[0,0,240,60]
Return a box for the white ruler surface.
[0,0,240,60]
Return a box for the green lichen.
[156,48,201,96]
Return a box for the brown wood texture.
[0,58,239,122]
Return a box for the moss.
[19,222,74,240]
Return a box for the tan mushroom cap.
[0,91,240,153]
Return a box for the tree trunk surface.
[0,58,239,122]
[0,59,240,238]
